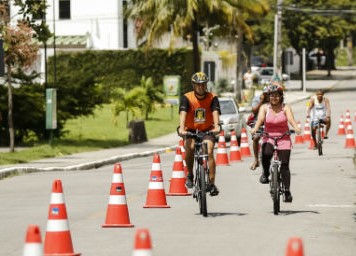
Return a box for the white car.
[218,97,246,141]
[256,67,290,86]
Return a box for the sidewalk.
[1,67,355,179]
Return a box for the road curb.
[0,145,177,180]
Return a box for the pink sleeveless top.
[262,104,292,150]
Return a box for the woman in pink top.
[251,84,301,202]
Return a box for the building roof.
[39,35,87,49]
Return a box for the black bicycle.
[315,119,325,156]
[177,127,217,217]
[257,130,295,215]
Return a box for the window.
[59,0,71,19]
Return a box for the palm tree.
[126,0,269,99]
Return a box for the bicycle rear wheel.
[317,126,323,156]
[270,165,280,215]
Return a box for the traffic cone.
[308,138,315,149]
[23,225,43,256]
[218,130,227,148]
[337,115,346,135]
[240,128,252,157]
[44,180,80,256]
[102,163,134,228]
[179,139,189,176]
[285,237,304,256]
[344,109,352,127]
[294,121,304,144]
[167,147,191,196]
[344,124,356,148]
[179,139,186,160]
[229,130,242,162]
[132,228,153,256]
[354,108,356,122]
[303,119,311,141]
[216,141,230,166]
[144,153,170,208]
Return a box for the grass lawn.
[0,103,179,165]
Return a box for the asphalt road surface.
[1,80,356,256]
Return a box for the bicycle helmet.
[191,72,209,84]
[262,85,270,94]
[269,84,284,95]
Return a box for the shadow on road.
[278,210,320,215]
[202,212,248,217]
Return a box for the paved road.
[0,77,356,255]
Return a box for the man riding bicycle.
[178,72,221,196]
[306,89,331,149]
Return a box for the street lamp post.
[273,0,283,78]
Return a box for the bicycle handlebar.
[255,130,295,141]
[177,125,222,141]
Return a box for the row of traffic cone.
[23,224,153,255]
[24,222,304,256]
[214,128,252,166]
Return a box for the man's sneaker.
[185,174,193,189]
[259,174,269,184]
[209,184,219,196]
[284,190,293,203]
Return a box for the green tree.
[0,1,50,151]
[112,87,149,126]
[139,76,165,120]
[126,0,269,100]
[283,0,356,76]
[2,20,39,152]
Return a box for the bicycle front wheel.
[317,126,323,156]
[199,165,207,217]
[270,165,280,215]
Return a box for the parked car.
[256,67,290,86]
[218,97,246,142]
[251,56,267,72]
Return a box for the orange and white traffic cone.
[102,163,134,228]
[240,128,252,157]
[303,119,311,141]
[344,109,352,127]
[337,115,346,135]
[294,121,304,144]
[179,139,189,176]
[285,237,304,256]
[216,141,230,166]
[23,225,43,256]
[179,139,186,160]
[167,147,191,196]
[229,130,242,162]
[308,138,316,150]
[144,153,170,208]
[132,228,153,256]
[218,130,227,148]
[344,124,356,148]
[44,180,80,256]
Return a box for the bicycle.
[256,130,295,215]
[177,127,218,217]
[314,119,325,156]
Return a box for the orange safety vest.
[184,91,216,131]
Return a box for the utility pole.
[273,0,283,78]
